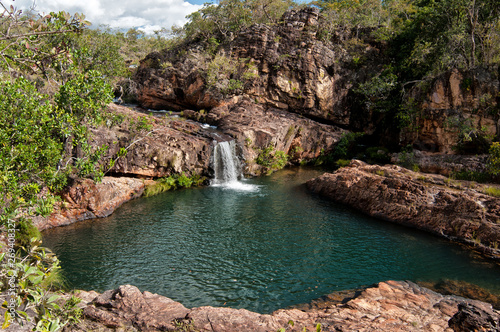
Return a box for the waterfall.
[212,141,241,185]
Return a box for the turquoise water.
[42,167,500,313]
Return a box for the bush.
[487,142,500,176]
[255,146,288,174]
[333,132,365,160]
[144,173,206,197]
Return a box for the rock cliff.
[62,281,499,331]
[133,7,385,133]
[401,67,499,154]
[307,160,500,259]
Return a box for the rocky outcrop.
[90,104,214,178]
[307,160,500,259]
[134,7,386,132]
[401,67,500,154]
[186,97,346,174]
[65,280,499,331]
[32,177,144,231]
[449,302,500,331]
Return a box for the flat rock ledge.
[63,280,500,331]
[307,160,500,260]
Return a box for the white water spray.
[211,141,258,191]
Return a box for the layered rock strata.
[62,280,499,331]
[134,7,386,133]
[186,97,346,175]
[307,160,500,259]
[391,150,489,176]
[400,68,499,154]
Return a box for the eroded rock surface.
[307,160,500,259]
[392,150,489,176]
[66,281,500,332]
[90,104,214,178]
[186,97,346,174]
[32,176,144,231]
[134,7,385,133]
[448,302,500,332]
[401,68,499,154]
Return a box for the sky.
[3,0,213,34]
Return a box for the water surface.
[42,167,500,313]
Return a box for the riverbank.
[307,160,500,261]
[3,280,498,331]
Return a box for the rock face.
[307,160,500,259]
[186,97,346,174]
[401,68,500,154]
[448,302,500,331]
[67,281,500,332]
[134,7,385,132]
[90,104,214,178]
[391,150,489,176]
[32,177,144,231]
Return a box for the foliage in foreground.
[0,6,113,328]
[1,239,83,330]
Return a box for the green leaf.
[2,311,11,329]
[17,310,28,319]
[47,294,60,303]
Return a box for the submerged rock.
[306,160,500,259]
[66,280,500,332]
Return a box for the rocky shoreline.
[5,280,499,331]
[307,160,500,261]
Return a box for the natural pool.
[42,167,500,314]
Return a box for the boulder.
[32,177,144,231]
[448,302,500,332]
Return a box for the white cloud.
[3,0,202,33]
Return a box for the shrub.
[255,146,288,174]
[483,186,500,197]
[144,173,206,197]
[487,142,500,176]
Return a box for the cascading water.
[211,140,257,191]
[212,140,241,184]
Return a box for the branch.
[0,28,78,41]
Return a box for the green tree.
[181,0,295,44]
[0,3,90,78]
[392,0,500,79]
